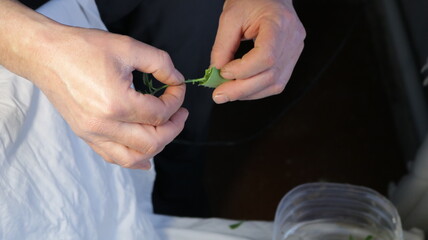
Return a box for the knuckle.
[121,158,140,169]
[119,152,149,169]
[219,9,242,30]
[103,102,123,118]
[116,35,137,51]
[219,10,234,25]
[219,13,227,24]
[272,82,286,95]
[103,156,115,164]
[295,23,307,41]
[89,94,129,120]
[119,35,134,44]
[298,42,305,55]
[266,4,291,29]
[151,111,168,126]
[157,50,172,67]
[85,118,102,133]
[212,41,235,63]
[299,24,307,38]
[233,89,247,101]
[211,42,224,56]
[265,70,276,85]
[274,5,306,41]
[282,9,295,23]
[77,116,104,136]
[145,140,162,156]
[263,51,276,68]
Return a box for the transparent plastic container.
[273,182,403,240]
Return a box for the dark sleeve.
[19,0,48,10]
[95,0,143,25]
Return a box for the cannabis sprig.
[142,67,231,95]
[229,221,245,230]
[142,72,160,94]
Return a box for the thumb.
[210,13,242,69]
[129,39,184,86]
[114,38,186,124]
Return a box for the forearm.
[0,0,62,83]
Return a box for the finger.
[240,73,289,101]
[213,67,280,103]
[122,83,186,125]
[210,12,243,69]
[95,106,188,159]
[153,107,189,144]
[240,45,304,100]
[158,83,186,120]
[100,141,153,169]
[88,141,151,169]
[220,19,283,80]
[102,107,188,157]
[127,38,184,85]
[87,142,115,164]
[119,107,188,161]
[101,122,158,158]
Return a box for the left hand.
[210,0,306,103]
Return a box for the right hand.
[26,26,188,170]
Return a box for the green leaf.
[229,221,244,230]
[196,67,231,88]
[142,73,157,94]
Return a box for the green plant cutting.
[142,67,231,95]
[229,221,245,230]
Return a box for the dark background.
[202,0,421,221]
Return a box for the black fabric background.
[19,0,47,9]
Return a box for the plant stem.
[185,78,206,84]
[150,78,205,95]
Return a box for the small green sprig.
[229,221,245,230]
[142,67,231,95]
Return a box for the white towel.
[0,0,158,239]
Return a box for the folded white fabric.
[0,0,158,239]
[153,215,273,240]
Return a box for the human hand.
[210,0,306,103]
[15,24,187,169]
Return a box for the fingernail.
[220,70,234,80]
[209,62,220,69]
[214,94,230,104]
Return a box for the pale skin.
[211,0,305,103]
[0,0,305,169]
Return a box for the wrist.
[0,0,66,83]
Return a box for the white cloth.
[0,0,158,239]
[153,215,273,240]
